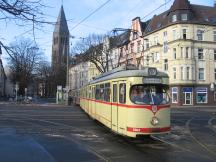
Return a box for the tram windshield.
[130,85,170,105]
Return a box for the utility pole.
[66,40,69,105]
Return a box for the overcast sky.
[0,0,214,64]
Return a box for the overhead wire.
[70,0,112,31]
[141,0,173,20]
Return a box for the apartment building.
[138,0,216,106]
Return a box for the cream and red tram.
[79,65,170,138]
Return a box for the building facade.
[139,0,216,106]
[69,61,100,91]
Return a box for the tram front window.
[130,85,169,105]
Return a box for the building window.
[186,47,189,58]
[173,48,176,59]
[145,39,149,49]
[214,31,216,41]
[152,53,155,63]
[120,48,123,57]
[155,52,160,62]
[197,30,204,41]
[186,67,190,80]
[54,37,58,45]
[215,68,216,80]
[214,91,216,101]
[130,43,134,53]
[154,36,158,45]
[172,87,178,103]
[192,67,194,80]
[181,67,183,80]
[196,88,207,103]
[133,32,138,40]
[198,48,204,60]
[173,29,177,40]
[137,41,141,53]
[181,14,188,21]
[173,67,176,79]
[182,29,187,39]
[181,47,183,58]
[164,59,168,71]
[198,68,204,80]
[163,41,168,53]
[163,31,167,37]
[214,49,216,61]
[172,15,177,22]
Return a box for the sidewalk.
[0,101,72,107]
[171,105,216,109]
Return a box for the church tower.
[52,5,69,88]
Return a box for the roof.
[144,0,216,35]
[54,6,69,34]
[109,31,130,49]
[169,0,191,12]
[89,65,168,84]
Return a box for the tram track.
[185,117,216,159]
[0,115,111,162]
[208,117,216,133]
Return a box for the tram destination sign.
[143,78,162,84]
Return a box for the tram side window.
[119,83,126,103]
[104,83,110,102]
[92,87,94,99]
[88,87,91,99]
[100,84,105,100]
[96,85,100,100]
[113,84,117,102]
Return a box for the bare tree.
[0,0,50,50]
[72,33,111,73]
[35,61,54,97]
[6,37,43,95]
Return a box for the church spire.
[54,5,69,34]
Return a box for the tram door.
[111,82,118,132]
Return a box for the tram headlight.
[151,116,159,126]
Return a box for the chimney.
[132,17,141,31]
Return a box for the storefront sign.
[182,87,192,93]
[196,88,207,93]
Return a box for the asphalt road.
[0,103,215,162]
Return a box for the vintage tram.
[75,65,170,138]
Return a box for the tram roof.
[89,65,169,84]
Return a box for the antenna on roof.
[61,0,63,5]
